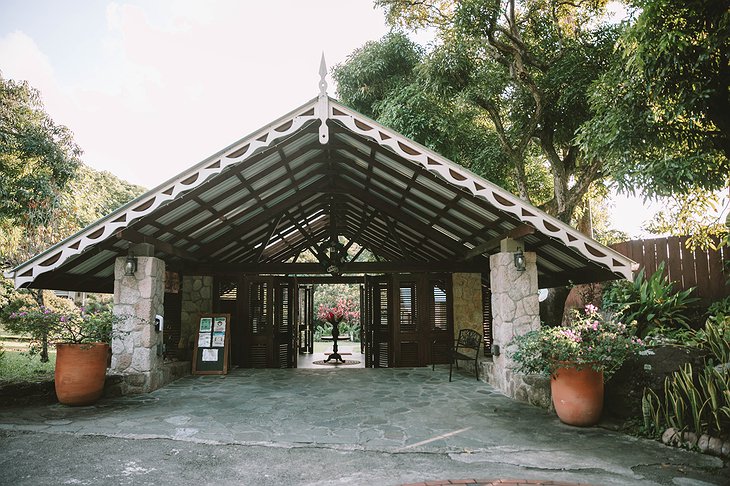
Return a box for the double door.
[363,274,453,368]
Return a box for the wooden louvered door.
[364,276,391,368]
[392,274,423,367]
[242,276,297,368]
[244,277,272,368]
[429,275,453,365]
[298,284,314,354]
[214,277,240,366]
[273,278,296,368]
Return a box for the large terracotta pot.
[55,343,109,406]
[551,364,604,426]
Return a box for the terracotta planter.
[551,364,604,426]
[55,343,109,406]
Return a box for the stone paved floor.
[0,367,726,485]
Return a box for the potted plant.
[510,304,645,426]
[6,303,117,406]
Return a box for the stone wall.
[451,273,484,376]
[111,256,165,392]
[484,250,550,408]
[105,361,190,397]
[179,275,213,349]
[451,273,483,337]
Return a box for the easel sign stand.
[192,313,231,375]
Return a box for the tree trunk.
[539,286,571,326]
[31,289,49,363]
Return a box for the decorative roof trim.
[5,94,634,288]
[327,99,635,280]
[5,97,324,288]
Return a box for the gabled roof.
[5,93,634,292]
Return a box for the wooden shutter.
[481,279,493,355]
[430,281,448,331]
[249,282,267,335]
[398,283,417,332]
[374,282,391,368]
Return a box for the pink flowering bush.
[5,305,116,350]
[509,304,645,379]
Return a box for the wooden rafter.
[461,224,537,261]
[255,214,284,262]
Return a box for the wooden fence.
[610,236,729,304]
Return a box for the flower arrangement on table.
[317,298,360,338]
[509,304,645,379]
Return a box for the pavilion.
[4,62,634,401]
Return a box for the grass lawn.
[0,349,56,385]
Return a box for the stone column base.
[104,361,191,397]
[479,358,552,409]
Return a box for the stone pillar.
[485,240,550,407]
[179,275,213,350]
[111,254,165,393]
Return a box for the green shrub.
[510,305,644,379]
[707,296,730,318]
[602,262,699,338]
[642,316,730,439]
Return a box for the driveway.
[0,367,726,485]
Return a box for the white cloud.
[0,30,61,107]
[1,1,390,187]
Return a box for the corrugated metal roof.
[5,95,635,292]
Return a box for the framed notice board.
[192,313,231,375]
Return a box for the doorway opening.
[213,273,455,370]
[298,282,364,369]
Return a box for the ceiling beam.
[461,224,536,261]
[188,261,482,275]
[383,214,411,262]
[255,214,283,262]
[116,228,200,262]
[336,181,487,264]
[196,187,321,257]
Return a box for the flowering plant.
[509,305,645,379]
[5,305,116,349]
[317,298,360,325]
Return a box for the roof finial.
[318,52,328,97]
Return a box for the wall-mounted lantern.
[124,253,138,276]
[513,249,526,272]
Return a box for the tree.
[0,163,146,267]
[371,0,619,223]
[579,0,730,198]
[334,33,522,194]
[0,73,81,231]
[337,2,623,323]
[0,75,145,360]
[644,190,729,251]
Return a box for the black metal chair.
[433,328,482,381]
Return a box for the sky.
[0,0,676,238]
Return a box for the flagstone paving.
[0,367,726,485]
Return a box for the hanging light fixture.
[326,239,343,275]
[124,252,138,276]
[513,249,526,272]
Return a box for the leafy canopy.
[346,1,625,223]
[578,0,730,198]
[0,73,81,227]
